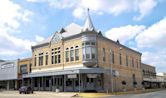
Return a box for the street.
[103,90,166,98]
[0,91,77,98]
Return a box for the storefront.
[23,68,107,92]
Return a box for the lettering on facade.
[1,63,14,69]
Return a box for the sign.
[1,63,14,69]
[68,74,77,78]
[87,74,97,78]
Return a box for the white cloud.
[133,0,157,21]
[136,17,166,48]
[142,51,166,72]
[26,0,158,20]
[105,25,145,44]
[0,0,35,58]
[35,35,44,42]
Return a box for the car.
[19,86,33,94]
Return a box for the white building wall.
[0,60,18,80]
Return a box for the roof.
[61,23,82,38]
[33,23,82,47]
[82,9,95,31]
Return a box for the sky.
[0,0,166,73]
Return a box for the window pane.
[75,49,79,61]
[70,50,74,61]
[92,47,96,59]
[86,47,91,59]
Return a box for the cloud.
[142,51,166,72]
[136,17,166,48]
[133,0,157,21]
[35,35,44,42]
[105,25,145,44]
[105,17,166,72]
[0,0,35,58]
[26,0,158,20]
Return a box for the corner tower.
[81,9,98,67]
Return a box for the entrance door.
[86,74,97,91]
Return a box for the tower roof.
[82,9,95,32]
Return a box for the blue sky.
[0,0,166,72]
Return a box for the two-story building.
[22,10,143,92]
[141,63,158,88]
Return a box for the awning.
[23,68,108,78]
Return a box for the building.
[0,60,18,90]
[17,58,32,89]
[141,63,158,88]
[156,73,166,88]
[21,10,143,92]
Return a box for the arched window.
[70,47,74,61]
[110,49,114,64]
[65,48,69,62]
[75,46,79,61]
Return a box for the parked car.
[19,86,33,94]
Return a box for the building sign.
[1,63,14,69]
[87,74,97,78]
[67,74,77,78]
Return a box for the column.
[53,76,55,91]
[63,75,66,92]
[79,73,81,92]
[7,80,10,90]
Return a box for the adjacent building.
[0,60,18,90]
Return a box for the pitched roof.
[82,9,95,32]
[33,23,82,46]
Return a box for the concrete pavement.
[103,90,166,98]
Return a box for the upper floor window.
[110,49,114,64]
[20,64,27,74]
[119,53,122,65]
[45,52,48,65]
[39,53,43,66]
[51,47,61,64]
[65,48,69,62]
[82,41,96,60]
[75,46,79,61]
[70,47,74,61]
[102,48,106,62]
[34,55,37,66]
[132,57,134,67]
[126,55,128,66]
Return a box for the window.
[34,55,37,66]
[75,46,79,61]
[45,53,48,65]
[102,48,106,62]
[82,41,96,60]
[30,64,32,73]
[70,47,74,61]
[110,49,114,64]
[136,59,138,68]
[126,55,128,66]
[20,64,27,74]
[51,47,61,64]
[92,47,96,59]
[65,48,69,62]
[132,57,134,67]
[119,53,122,65]
[39,53,43,66]
[86,47,91,59]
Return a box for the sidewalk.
[76,88,166,98]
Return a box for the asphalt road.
[103,90,166,98]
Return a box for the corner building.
[23,11,143,92]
